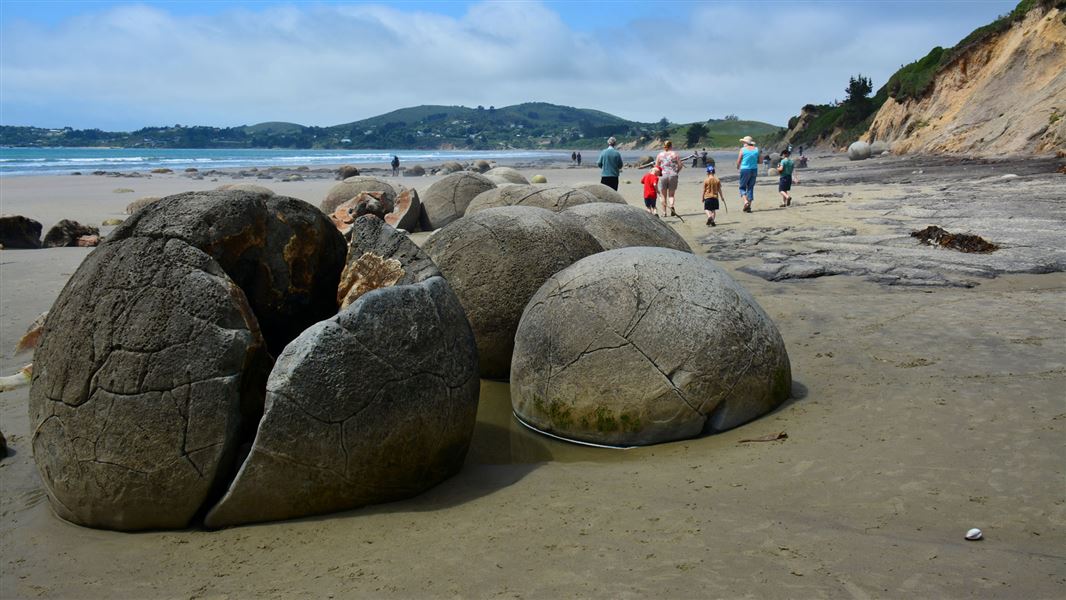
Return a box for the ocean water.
[0,147,574,177]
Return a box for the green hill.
[0,102,781,150]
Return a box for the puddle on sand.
[465,380,637,466]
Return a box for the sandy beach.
[1,154,1064,598]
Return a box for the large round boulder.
[205,220,479,527]
[484,167,529,185]
[321,177,397,214]
[465,185,599,216]
[420,172,496,229]
[30,236,271,530]
[216,183,275,196]
[0,215,43,249]
[125,196,160,215]
[576,183,627,205]
[439,161,465,174]
[110,189,347,356]
[423,206,603,379]
[561,203,692,253]
[848,141,872,161]
[511,247,792,446]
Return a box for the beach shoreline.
[1,153,1063,598]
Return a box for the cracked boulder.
[43,219,100,248]
[205,221,478,527]
[423,206,603,379]
[321,177,397,215]
[420,172,496,229]
[511,247,791,446]
[110,189,347,356]
[576,183,627,205]
[29,236,271,530]
[384,188,422,232]
[484,167,529,185]
[465,185,600,216]
[561,203,692,253]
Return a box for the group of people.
[570,151,583,165]
[598,134,797,228]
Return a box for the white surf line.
[512,411,636,450]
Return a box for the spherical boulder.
[43,219,99,248]
[561,203,692,253]
[404,165,426,177]
[483,166,529,185]
[576,183,627,205]
[511,247,791,447]
[337,165,360,180]
[321,177,397,214]
[420,171,496,229]
[216,183,275,196]
[530,174,548,184]
[473,160,492,173]
[0,215,43,249]
[848,141,872,161]
[439,161,465,174]
[30,236,271,530]
[205,221,479,527]
[125,196,160,215]
[423,206,604,379]
[465,185,599,216]
[110,189,347,356]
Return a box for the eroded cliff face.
[865,7,1066,155]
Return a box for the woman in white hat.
[735,135,760,212]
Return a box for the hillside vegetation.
[0,102,780,151]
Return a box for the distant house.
[341,138,351,144]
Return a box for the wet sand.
[1,154,1064,598]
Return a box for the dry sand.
[1,155,1064,598]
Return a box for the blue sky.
[1,1,1020,130]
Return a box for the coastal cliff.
[865,3,1066,155]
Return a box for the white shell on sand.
[965,528,983,541]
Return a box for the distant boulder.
[576,183,627,205]
[848,141,872,161]
[530,174,548,184]
[43,220,100,248]
[337,165,360,180]
[870,140,890,155]
[439,161,465,174]
[404,165,426,177]
[466,185,599,215]
[420,172,496,229]
[473,160,492,173]
[215,183,275,196]
[0,215,43,249]
[321,177,397,214]
[125,196,161,215]
[150,168,173,174]
[484,166,528,185]
[561,203,691,253]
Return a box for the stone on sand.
[420,172,496,229]
[511,247,792,446]
[423,206,603,379]
[561,203,692,253]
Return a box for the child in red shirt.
[641,167,661,216]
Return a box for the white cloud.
[0,1,1016,130]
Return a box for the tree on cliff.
[840,74,874,127]
[685,123,709,146]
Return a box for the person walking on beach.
[701,164,723,227]
[736,136,760,212]
[597,137,623,191]
[391,155,400,176]
[576,152,582,166]
[572,151,577,164]
[641,166,661,216]
[655,140,683,217]
[777,148,797,207]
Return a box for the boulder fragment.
[0,215,43,249]
[43,220,100,248]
